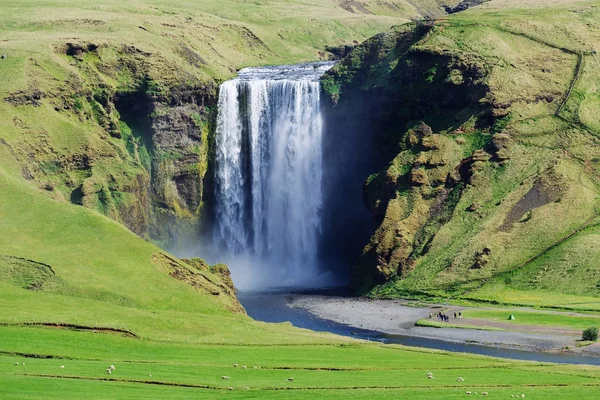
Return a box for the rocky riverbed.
[287,294,600,357]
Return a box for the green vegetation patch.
[464,309,600,331]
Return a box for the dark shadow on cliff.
[319,23,492,292]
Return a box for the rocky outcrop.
[156,254,245,313]
[144,100,215,247]
[444,0,490,14]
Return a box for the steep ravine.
[322,23,493,292]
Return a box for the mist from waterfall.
[213,62,336,290]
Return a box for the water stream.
[239,290,600,366]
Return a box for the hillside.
[0,0,463,249]
[323,0,600,306]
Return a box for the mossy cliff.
[323,3,600,302]
[2,42,216,248]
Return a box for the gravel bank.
[288,294,600,356]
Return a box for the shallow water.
[238,290,600,366]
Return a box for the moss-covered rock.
[326,14,600,299]
[4,43,217,247]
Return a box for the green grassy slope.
[324,0,600,306]
[1,0,462,76]
[0,151,344,343]
[2,326,600,399]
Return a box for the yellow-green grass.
[0,163,340,345]
[463,309,600,331]
[4,376,599,400]
[1,326,600,399]
[465,284,600,312]
[415,319,503,331]
[0,0,454,81]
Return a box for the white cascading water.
[213,62,335,290]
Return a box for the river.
[238,289,600,366]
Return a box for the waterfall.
[213,62,335,289]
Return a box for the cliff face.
[3,43,216,248]
[323,9,600,301]
[323,23,493,292]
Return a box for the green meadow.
[2,326,600,399]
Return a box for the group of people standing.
[429,311,462,322]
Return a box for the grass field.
[2,326,600,399]
[415,319,503,331]
[2,0,600,397]
[464,309,600,332]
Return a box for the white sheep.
[457,377,464,382]
[233,364,238,367]
[149,374,152,377]
[14,362,18,366]
[481,392,488,396]
[286,378,294,381]
[109,365,115,371]
[466,391,471,395]
[244,387,249,390]
[522,395,525,398]
[242,365,247,369]
[227,387,233,390]
[221,376,230,379]
[107,369,112,375]
[21,363,25,366]
[60,365,65,369]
